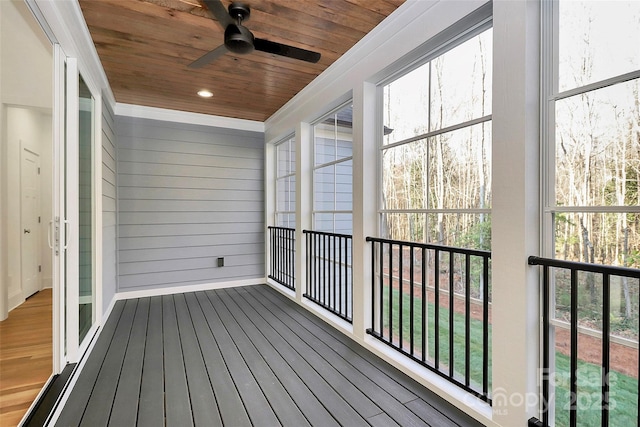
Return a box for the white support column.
[264,141,275,281]
[491,0,541,425]
[351,82,378,340]
[295,122,312,304]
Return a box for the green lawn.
[553,352,638,427]
[379,285,639,424]
[380,285,492,394]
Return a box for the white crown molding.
[115,103,265,133]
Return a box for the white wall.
[0,0,53,317]
[0,0,52,109]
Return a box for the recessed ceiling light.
[197,89,213,98]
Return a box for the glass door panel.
[78,75,95,344]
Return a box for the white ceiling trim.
[115,103,265,133]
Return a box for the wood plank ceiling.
[79,0,405,122]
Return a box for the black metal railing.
[268,226,296,291]
[366,236,492,403]
[303,230,353,323]
[528,256,640,427]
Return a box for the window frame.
[541,0,640,259]
[274,134,296,228]
[311,101,354,233]
[376,17,493,244]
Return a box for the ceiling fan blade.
[254,38,321,63]
[188,44,228,68]
[200,0,232,29]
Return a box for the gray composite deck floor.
[55,284,484,427]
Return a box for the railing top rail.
[366,236,491,258]
[303,229,353,239]
[528,255,640,279]
[267,226,296,231]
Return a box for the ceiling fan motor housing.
[225,2,254,54]
[225,23,254,54]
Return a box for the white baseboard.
[42,277,52,289]
[115,277,266,301]
[8,290,24,312]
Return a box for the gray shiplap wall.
[102,97,117,314]
[115,116,265,292]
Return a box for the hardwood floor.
[0,289,52,427]
[56,285,483,426]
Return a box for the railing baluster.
[371,240,376,332]
[601,273,610,427]
[399,243,404,350]
[410,245,415,356]
[339,236,343,316]
[570,269,578,427]
[333,234,337,314]
[542,264,550,427]
[422,247,426,363]
[435,249,440,370]
[268,226,296,291]
[483,256,489,398]
[380,241,384,337]
[449,252,455,379]
[465,254,471,387]
[365,236,492,404]
[301,229,353,323]
[289,229,293,287]
[389,243,394,344]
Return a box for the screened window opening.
[313,104,353,234]
[275,136,296,228]
[380,27,493,250]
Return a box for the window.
[380,26,492,249]
[544,1,640,268]
[275,136,295,228]
[542,3,640,426]
[313,103,353,234]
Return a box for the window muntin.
[275,136,296,228]
[380,27,492,249]
[313,104,353,234]
[383,29,492,146]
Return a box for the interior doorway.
[21,146,42,299]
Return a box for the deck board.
[236,287,430,426]
[80,299,137,427]
[56,284,484,426]
[162,295,193,427]
[55,300,125,427]
[200,290,281,426]
[136,296,164,427]
[211,290,310,427]
[189,292,251,427]
[109,297,149,426]
[204,292,337,427]
[174,293,222,427]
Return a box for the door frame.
[53,46,103,372]
[20,144,42,300]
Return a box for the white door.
[21,146,41,299]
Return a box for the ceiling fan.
[189,0,321,68]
